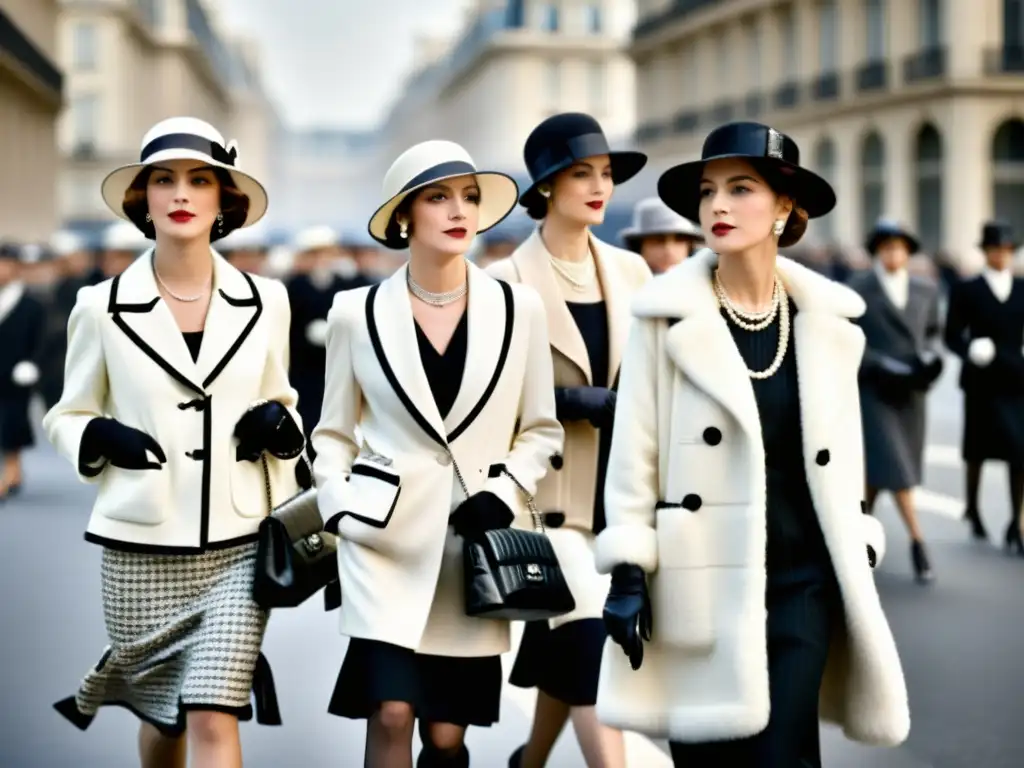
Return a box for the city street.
[1,359,1022,768]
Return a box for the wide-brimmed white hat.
[293,225,339,252]
[368,140,518,250]
[620,197,703,249]
[101,116,268,231]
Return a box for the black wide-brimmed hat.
[658,122,836,222]
[865,218,920,256]
[980,220,1018,248]
[519,112,647,208]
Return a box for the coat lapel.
[195,254,261,389]
[442,263,507,439]
[512,229,592,383]
[868,269,915,345]
[367,266,446,445]
[592,236,634,384]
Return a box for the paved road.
[1,361,1022,767]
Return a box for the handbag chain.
[443,446,545,535]
[260,451,315,514]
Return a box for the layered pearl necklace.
[549,253,596,292]
[713,268,790,380]
[407,270,467,307]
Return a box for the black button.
[860,500,867,514]
[550,453,564,470]
[177,398,206,411]
[543,512,565,528]
[867,545,877,568]
[681,493,702,512]
[185,450,205,461]
[816,449,830,466]
[702,427,722,446]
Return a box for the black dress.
[509,300,610,707]
[328,311,504,727]
[669,301,838,767]
[0,288,45,452]
[944,275,1024,463]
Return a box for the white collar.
[0,281,25,325]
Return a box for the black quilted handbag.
[456,459,575,621]
[253,453,339,610]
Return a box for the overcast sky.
[218,0,470,130]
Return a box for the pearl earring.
[539,186,551,199]
[399,220,409,239]
[216,212,224,233]
[773,219,786,237]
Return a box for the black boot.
[964,506,989,541]
[417,744,469,768]
[509,745,524,767]
[911,540,934,583]
[1003,520,1024,557]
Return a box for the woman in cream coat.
[44,117,304,768]
[596,122,909,765]
[312,140,562,768]
[488,112,650,768]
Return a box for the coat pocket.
[97,467,171,525]
[327,460,402,548]
[652,504,715,650]
[228,457,270,518]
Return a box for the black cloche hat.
[519,112,647,209]
[980,220,1018,249]
[657,121,836,222]
[865,218,921,256]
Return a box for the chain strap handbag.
[449,449,576,621]
[252,451,339,610]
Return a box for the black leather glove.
[910,354,943,390]
[449,491,514,540]
[234,401,304,462]
[602,564,652,671]
[554,386,616,430]
[80,417,167,471]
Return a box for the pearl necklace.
[407,271,467,306]
[549,254,596,292]
[714,269,791,380]
[153,264,210,303]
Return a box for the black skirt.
[963,391,1024,463]
[508,619,606,707]
[0,394,34,452]
[328,639,502,727]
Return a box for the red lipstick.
[444,227,467,239]
[586,201,604,210]
[711,223,734,237]
[168,211,195,223]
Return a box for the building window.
[780,7,798,79]
[545,60,561,105]
[860,131,886,234]
[537,2,560,32]
[746,21,761,89]
[819,0,837,71]
[588,61,605,112]
[919,0,943,47]
[865,0,886,59]
[992,118,1024,236]
[716,31,731,83]
[136,0,163,29]
[814,138,837,242]
[71,94,99,148]
[915,123,944,252]
[506,0,526,27]
[585,3,602,33]
[73,23,98,71]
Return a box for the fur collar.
[632,247,865,320]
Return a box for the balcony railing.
[0,9,62,95]
[774,80,800,109]
[903,46,947,82]
[744,93,763,118]
[984,45,1024,74]
[634,0,718,39]
[672,110,700,135]
[856,60,888,92]
[812,71,840,100]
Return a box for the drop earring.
[145,212,152,222]
[216,212,224,233]
[399,220,409,239]
[539,186,551,199]
[773,219,786,237]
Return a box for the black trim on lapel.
[200,394,213,548]
[365,279,516,447]
[202,272,263,389]
[110,276,205,395]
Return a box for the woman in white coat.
[595,122,910,766]
[44,117,305,768]
[487,112,650,768]
[312,140,562,768]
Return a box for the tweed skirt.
[54,542,280,736]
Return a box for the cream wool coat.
[43,249,302,552]
[594,249,910,747]
[312,263,563,657]
[487,229,651,628]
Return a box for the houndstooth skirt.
[54,542,281,736]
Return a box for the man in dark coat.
[944,221,1024,556]
[0,244,46,500]
[848,219,943,582]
